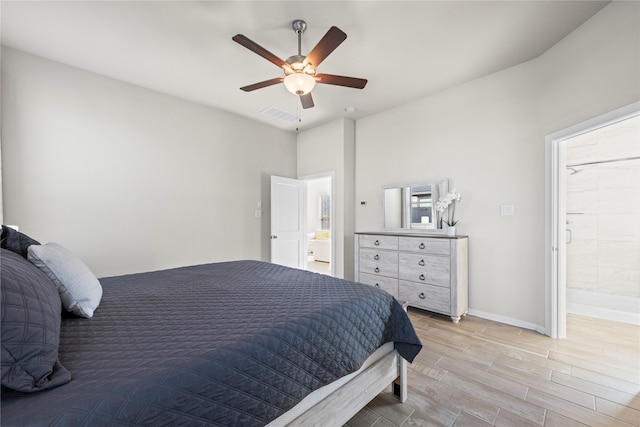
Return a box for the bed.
[1,231,422,426]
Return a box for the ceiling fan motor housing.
[285,55,315,75]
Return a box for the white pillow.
[27,243,102,318]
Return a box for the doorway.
[545,102,640,338]
[302,173,334,276]
[564,118,640,326]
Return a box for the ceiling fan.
[232,20,367,109]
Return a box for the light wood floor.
[346,309,640,427]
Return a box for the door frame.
[300,171,335,276]
[544,101,639,338]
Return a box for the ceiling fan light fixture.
[284,72,316,95]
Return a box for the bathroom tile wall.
[566,115,640,304]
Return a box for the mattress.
[1,260,421,426]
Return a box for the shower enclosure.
[564,115,640,325]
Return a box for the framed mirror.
[382,179,448,232]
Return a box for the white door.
[271,175,305,269]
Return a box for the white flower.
[437,189,462,226]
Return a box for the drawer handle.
[418,259,425,266]
[419,243,425,249]
[374,240,380,246]
[374,254,380,260]
[419,292,426,299]
[419,274,425,281]
[374,267,380,273]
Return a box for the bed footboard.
[284,349,407,426]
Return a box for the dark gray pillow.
[1,226,40,259]
[1,249,71,392]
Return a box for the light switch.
[500,205,515,216]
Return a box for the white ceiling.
[1,1,610,132]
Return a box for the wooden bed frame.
[292,349,407,426]
[267,345,407,426]
[270,302,412,426]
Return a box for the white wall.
[1,47,297,277]
[357,61,542,326]
[297,118,355,280]
[354,1,639,329]
[538,1,640,134]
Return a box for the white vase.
[446,226,456,236]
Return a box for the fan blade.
[240,77,284,92]
[304,26,347,68]
[300,93,314,109]
[233,34,290,71]
[315,73,367,89]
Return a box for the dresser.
[355,232,468,323]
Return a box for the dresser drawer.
[359,273,399,298]
[399,253,450,287]
[358,234,399,250]
[399,280,451,314]
[399,236,450,255]
[359,248,398,278]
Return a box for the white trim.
[544,101,640,338]
[567,305,640,326]
[567,290,640,326]
[467,309,545,335]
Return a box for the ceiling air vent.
[260,106,298,124]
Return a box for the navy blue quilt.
[1,260,421,426]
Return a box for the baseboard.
[467,292,640,336]
[467,309,546,335]
[567,289,640,326]
[567,303,640,326]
